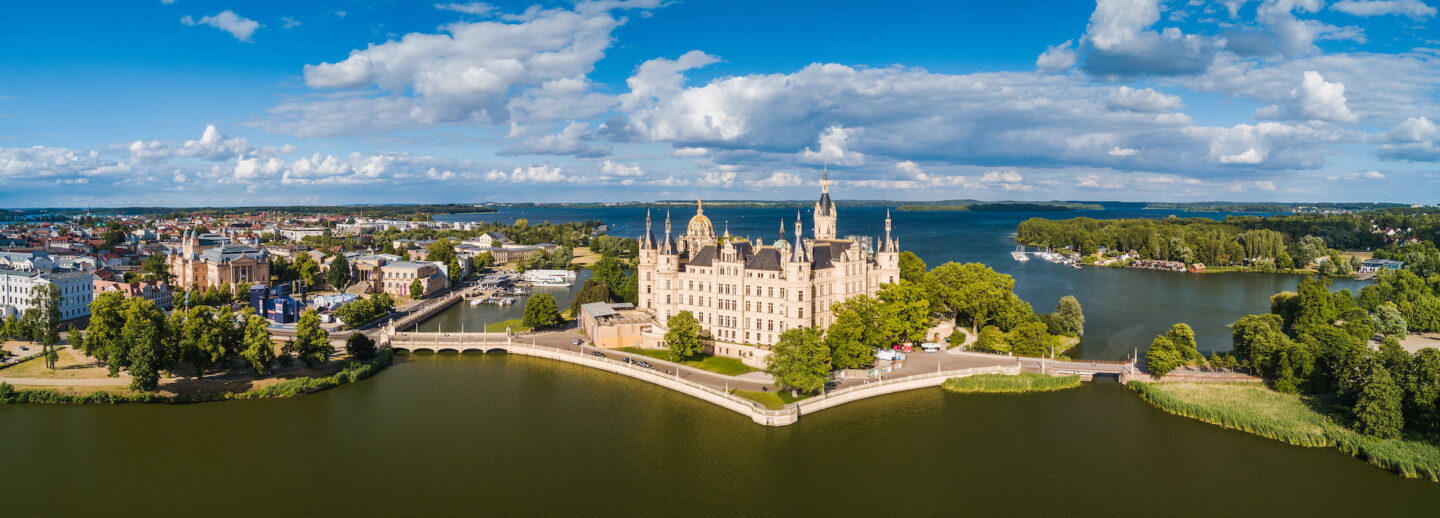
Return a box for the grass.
[942,373,1081,394]
[617,347,758,376]
[732,389,810,410]
[0,350,395,405]
[485,319,532,333]
[1131,381,1440,482]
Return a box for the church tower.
[813,169,837,240]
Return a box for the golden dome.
[687,198,713,236]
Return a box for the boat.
[469,299,484,306]
[1011,246,1030,262]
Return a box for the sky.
[2,0,1439,208]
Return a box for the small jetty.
[1011,246,1030,262]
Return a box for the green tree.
[240,315,275,375]
[664,311,704,361]
[293,309,332,369]
[345,332,377,360]
[1053,295,1085,337]
[826,295,883,369]
[470,251,494,271]
[141,253,172,283]
[1353,361,1404,439]
[972,326,1008,353]
[766,327,830,397]
[876,282,932,344]
[521,293,562,330]
[86,291,127,365]
[1373,302,1408,339]
[328,254,351,291]
[568,279,612,315]
[121,298,168,391]
[1145,337,1184,378]
[409,278,425,299]
[293,252,321,288]
[898,251,927,283]
[1009,321,1058,357]
[591,256,626,297]
[926,262,1032,331]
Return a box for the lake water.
[2,205,1429,516]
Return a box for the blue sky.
[2,0,1439,207]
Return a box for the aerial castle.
[636,173,901,367]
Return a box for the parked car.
[590,351,606,358]
[920,342,942,353]
[572,338,582,345]
[875,349,897,361]
[636,360,654,369]
[892,343,914,352]
[622,357,634,364]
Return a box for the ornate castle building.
[167,230,270,290]
[636,175,901,367]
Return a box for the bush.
[947,328,967,348]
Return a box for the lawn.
[942,373,1080,394]
[1131,382,1440,482]
[617,348,757,376]
[484,319,532,333]
[732,389,810,410]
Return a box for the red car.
[892,344,913,352]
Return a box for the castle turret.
[813,169,837,240]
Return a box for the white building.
[0,269,96,321]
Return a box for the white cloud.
[1108,146,1140,157]
[1327,170,1386,180]
[698,171,737,186]
[748,172,805,188]
[280,17,302,29]
[1078,0,1219,77]
[0,146,118,180]
[485,165,567,183]
[505,121,610,157]
[600,159,644,177]
[1106,86,1184,112]
[799,126,866,166]
[181,11,261,42]
[1331,0,1436,19]
[265,4,641,137]
[128,125,251,163]
[1255,71,1358,123]
[1378,116,1440,161]
[435,2,496,16]
[1036,40,1078,73]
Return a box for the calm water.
[3,206,1427,516]
[3,354,1437,516]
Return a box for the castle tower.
[814,169,837,240]
[685,198,715,253]
[876,209,900,280]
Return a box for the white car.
[875,349,898,361]
[920,342,942,353]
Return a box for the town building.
[378,261,448,299]
[278,227,328,241]
[1360,258,1405,273]
[635,174,901,367]
[93,279,173,309]
[579,302,651,349]
[0,269,96,321]
[166,230,271,289]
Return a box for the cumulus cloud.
[1255,71,1358,123]
[799,126,866,166]
[749,172,805,188]
[504,121,611,157]
[1327,170,1386,180]
[1331,0,1436,19]
[262,3,652,137]
[600,159,644,177]
[1036,40,1078,73]
[0,146,120,181]
[1106,86,1184,112]
[485,165,567,183]
[435,2,496,16]
[1378,116,1440,161]
[1077,0,1219,77]
[181,10,260,42]
[128,125,251,163]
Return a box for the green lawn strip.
[731,389,811,410]
[484,319,532,333]
[617,347,757,376]
[1130,381,1440,482]
[942,373,1081,394]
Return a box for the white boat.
[469,299,484,306]
[1011,246,1030,262]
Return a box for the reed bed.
[942,373,1081,394]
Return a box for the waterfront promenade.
[387,330,1022,426]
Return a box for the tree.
[766,327,830,396]
[1374,302,1408,339]
[664,311,704,361]
[345,332,377,360]
[1353,361,1404,439]
[293,309,332,369]
[470,251,494,271]
[1053,295,1085,337]
[409,278,425,299]
[972,326,1007,353]
[591,256,626,297]
[568,279,612,315]
[521,293,562,330]
[926,262,1032,331]
[121,298,168,391]
[293,252,321,288]
[28,283,60,348]
[898,251,927,283]
[826,295,883,369]
[1009,321,1058,357]
[876,282,932,345]
[240,315,275,375]
[328,254,351,291]
[1146,323,1200,377]
[141,253,172,283]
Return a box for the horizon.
[3,1,1439,206]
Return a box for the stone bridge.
[383,331,1022,426]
